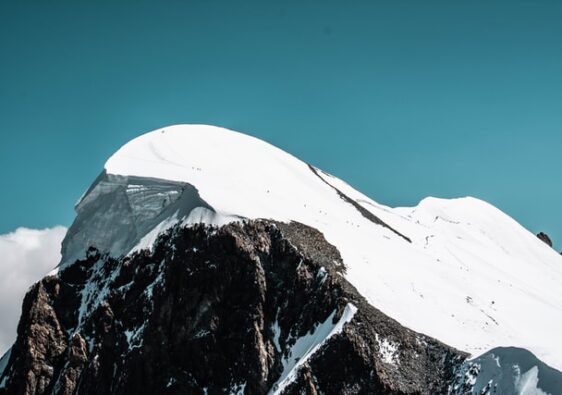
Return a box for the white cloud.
[0,227,67,356]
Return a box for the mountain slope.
[65,124,562,370]
[0,220,465,394]
[1,124,561,394]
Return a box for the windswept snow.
[514,366,549,395]
[64,124,562,371]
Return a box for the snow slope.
[63,124,562,372]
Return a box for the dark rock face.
[0,220,466,395]
[537,232,553,247]
[4,278,72,394]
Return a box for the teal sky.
[1,1,561,249]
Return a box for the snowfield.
[63,124,562,372]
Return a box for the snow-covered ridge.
[270,303,357,394]
[63,124,562,371]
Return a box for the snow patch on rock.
[375,334,400,365]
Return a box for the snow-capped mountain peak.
[63,124,562,372]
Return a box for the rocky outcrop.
[2,276,79,395]
[0,220,466,394]
[536,232,562,254]
[537,232,553,247]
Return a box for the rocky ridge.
[0,220,465,394]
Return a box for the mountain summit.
[1,125,561,394]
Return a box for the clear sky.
[1,1,561,249]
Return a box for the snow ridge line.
[307,164,411,243]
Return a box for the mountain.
[1,124,561,394]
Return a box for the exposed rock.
[2,277,76,394]
[307,164,411,243]
[56,334,88,395]
[537,232,553,247]
[0,220,466,394]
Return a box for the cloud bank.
[0,227,67,356]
